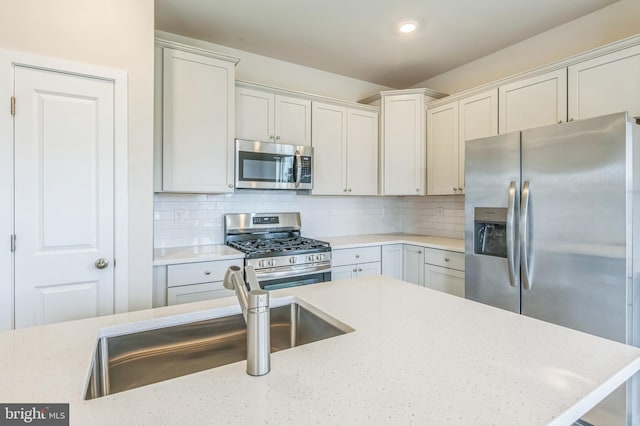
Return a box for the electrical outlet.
[437,207,444,217]
[174,209,185,223]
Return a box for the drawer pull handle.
[204,271,211,275]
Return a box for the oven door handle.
[256,263,331,281]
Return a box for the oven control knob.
[316,254,324,261]
[289,256,297,264]
[308,254,315,262]
[259,260,267,268]
[268,259,277,267]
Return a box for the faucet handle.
[244,266,261,292]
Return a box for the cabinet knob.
[353,268,357,272]
[569,118,574,122]
[453,187,457,192]
[269,135,275,140]
[355,254,360,259]
[444,258,450,262]
[558,120,563,124]
[457,187,463,192]
[348,188,352,192]
[416,188,419,193]
[228,184,233,188]
[275,136,280,140]
[418,251,422,254]
[204,271,211,275]
[358,268,362,272]
[343,188,347,192]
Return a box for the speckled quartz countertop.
[1,276,638,425]
[153,234,464,266]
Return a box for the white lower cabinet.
[402,245,425,286]
[154,258,243,306]
[424,248,465,297]
[381,244,403,279]
[332,246,381,281]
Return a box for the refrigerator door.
[520,113,627,343]
[465,132,521,313]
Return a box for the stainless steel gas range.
[224,212,331,290]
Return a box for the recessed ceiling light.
[399,22,417,33]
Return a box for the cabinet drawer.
[167,259,243,287]
[332,246,381,266]
[167,281,235,305]
[424,265,465,298]
[424,248,464,271]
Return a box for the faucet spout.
[223,265,271,376]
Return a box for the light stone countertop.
[153,234,464,266]
[1,276,638,425]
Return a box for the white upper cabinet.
[346,109,378,195]
[381,92,426,195]
[499,69,567,133]
[568,44,640,121]
[236,87,312,145]
[160,46,237,193]
[312,102,378,196]
[427,89,497,195]
[427,101,458,196]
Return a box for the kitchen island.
[1,276,639,425]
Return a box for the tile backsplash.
[154,191,464,248]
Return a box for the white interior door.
[13,66,115,328]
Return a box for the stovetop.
[227,236,330,258]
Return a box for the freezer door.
[520,113,628,343]
[465,132,521,313]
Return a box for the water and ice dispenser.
[474,208,507,258]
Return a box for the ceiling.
[155,0,619,88]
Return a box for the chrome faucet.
[223,265,270,376]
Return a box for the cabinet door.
[568,44,640,120]
[332,264,357,281]
[458,89,498,193]
[235,87,274,142]
[275,95,312,145]
[311,102,347,195]
[402,245,425,286]
[381,244,403,279]
[425,265,465,297]
[498,69,567,133]
[347,109,379,195]
[382,94,425,195]
[427,101,458,195]
[356,262,381,278]
[167,281,234,306]
[163,48,235,192]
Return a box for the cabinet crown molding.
[236,80,379,112]
[155,38,240,65]
[359,87,448,105]
[427,32,640,109]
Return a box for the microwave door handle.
[294,150,302,188]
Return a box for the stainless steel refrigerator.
[464,112,640,425]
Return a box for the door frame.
[0,48,129,330]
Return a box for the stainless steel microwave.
[235,139,313,190]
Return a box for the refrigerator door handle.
[506,181,519,287]
[520,180,532,290]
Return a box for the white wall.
[414,0,640,94]
[155,30,393,102]
[0,0,155,311]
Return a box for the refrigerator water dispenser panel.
[474,208,507,258]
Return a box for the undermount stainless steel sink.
[84,300,353,399]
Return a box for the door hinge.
[10,96,15,115]
[10,234,16,252]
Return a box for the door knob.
[95,258,109,269]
